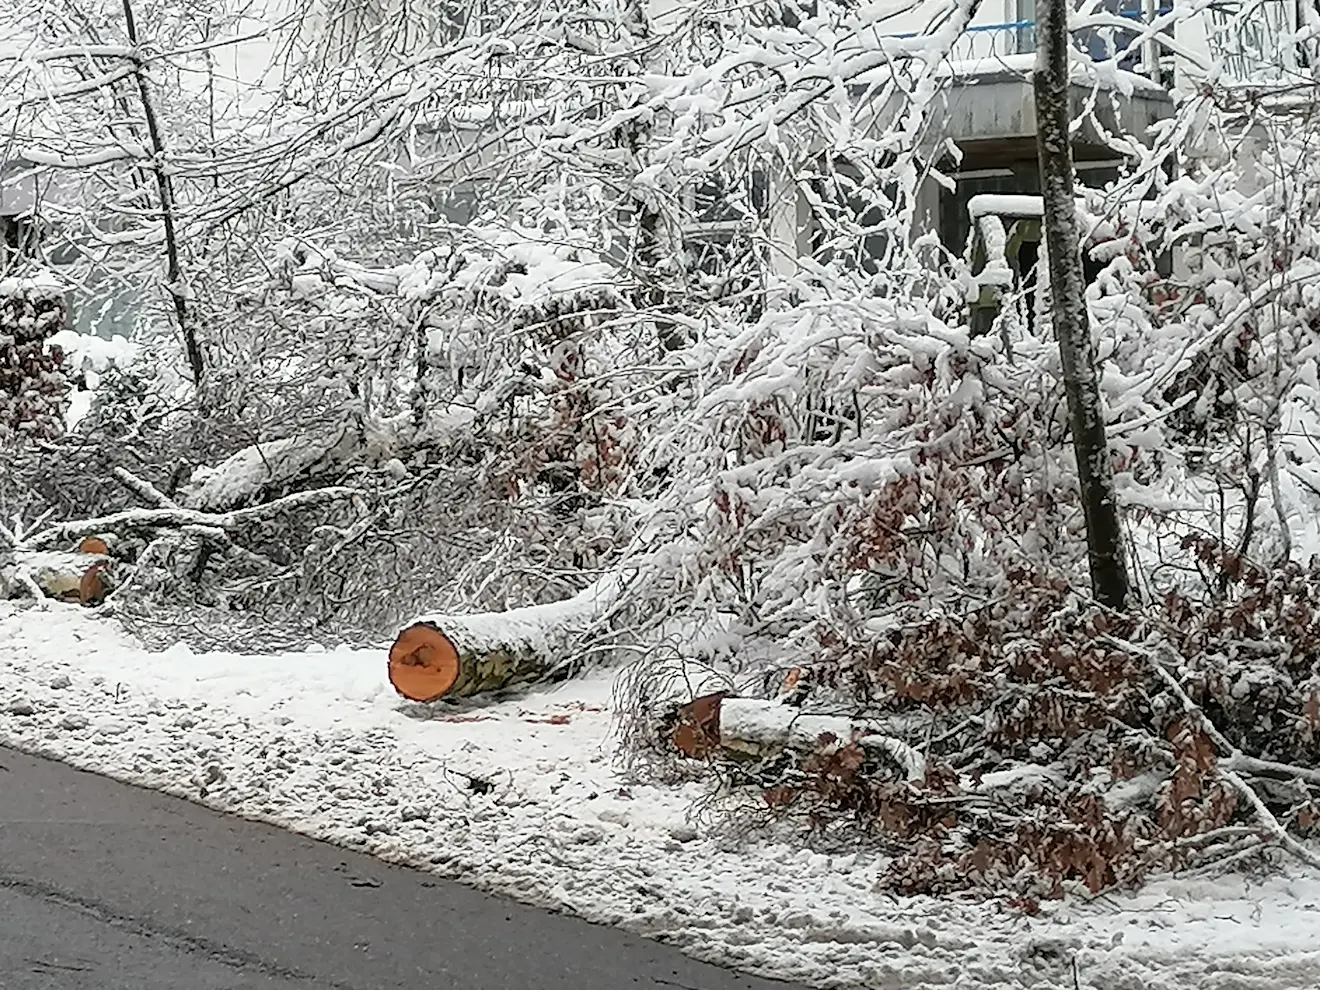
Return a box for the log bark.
[388,578,618,702]
[671,693,926,782]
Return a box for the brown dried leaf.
[1304,691,1320,731]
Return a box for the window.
[806,157,898,275]
[680,170,769,277]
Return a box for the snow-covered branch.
[26,486,359,551]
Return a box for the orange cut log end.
[78,537,110,555]
[388,623,461,702]
[79,562,108,607]
[672,692,725,759]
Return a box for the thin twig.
[121,0,203,384]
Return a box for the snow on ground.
[2,602,1320,990]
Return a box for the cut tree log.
[388,577,619,702]
[0,548,111,602]
[621,656,735,756]
[671,693,926,782]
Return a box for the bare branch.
[120,0,203,384]
[110,466,179,509]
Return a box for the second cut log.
[672,693,927,782]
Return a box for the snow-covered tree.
[6,0,1320,896]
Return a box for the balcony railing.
[901,4,1295,87]
[925,9,1174,78]
[1209,2,1297,84]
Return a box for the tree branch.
[27,486,358,551]
[1109,635,1320,870]
[110,465,179,509]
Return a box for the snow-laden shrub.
[609,103,1320,897]
[622,281,1082,646]
[0,269,69,443]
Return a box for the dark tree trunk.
[1033,0,1130,610]
[123,0,204,386]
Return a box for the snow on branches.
[608,96,1320,896]
[6,0,1320,901]
[0,269,70,442]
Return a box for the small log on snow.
[388,577,618,702]
[673,694,927,782]
[0,548,110,601]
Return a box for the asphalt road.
[0,747,807,990]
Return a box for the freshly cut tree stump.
[79,560,111,606]
[389,623,463,702]
[388,578,618,702]
[77,536,110,555]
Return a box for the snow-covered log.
[720,699,927,781]
[180,428,362,512]
[388,577,619,702]
[672,693,926,782]
[0,548,110,602]
[618,656,735,756]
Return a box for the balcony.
[904,12,1176,169]
[1207,2,1300,85]
[936,9,1174,79]
[926,5,1297,87]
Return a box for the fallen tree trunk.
[671,692,926,782]
[180,428,362,512]
[24,486,357,551]
[626,656,734,755]
[388,577,619,702]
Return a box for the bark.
[388,578,618,702]
[618,0,688,352]
[1034,0,1130,610]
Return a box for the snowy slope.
[1,602,1319,990]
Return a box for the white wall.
[1174,2,1301,86]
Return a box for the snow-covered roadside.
[2,603,1319,990]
